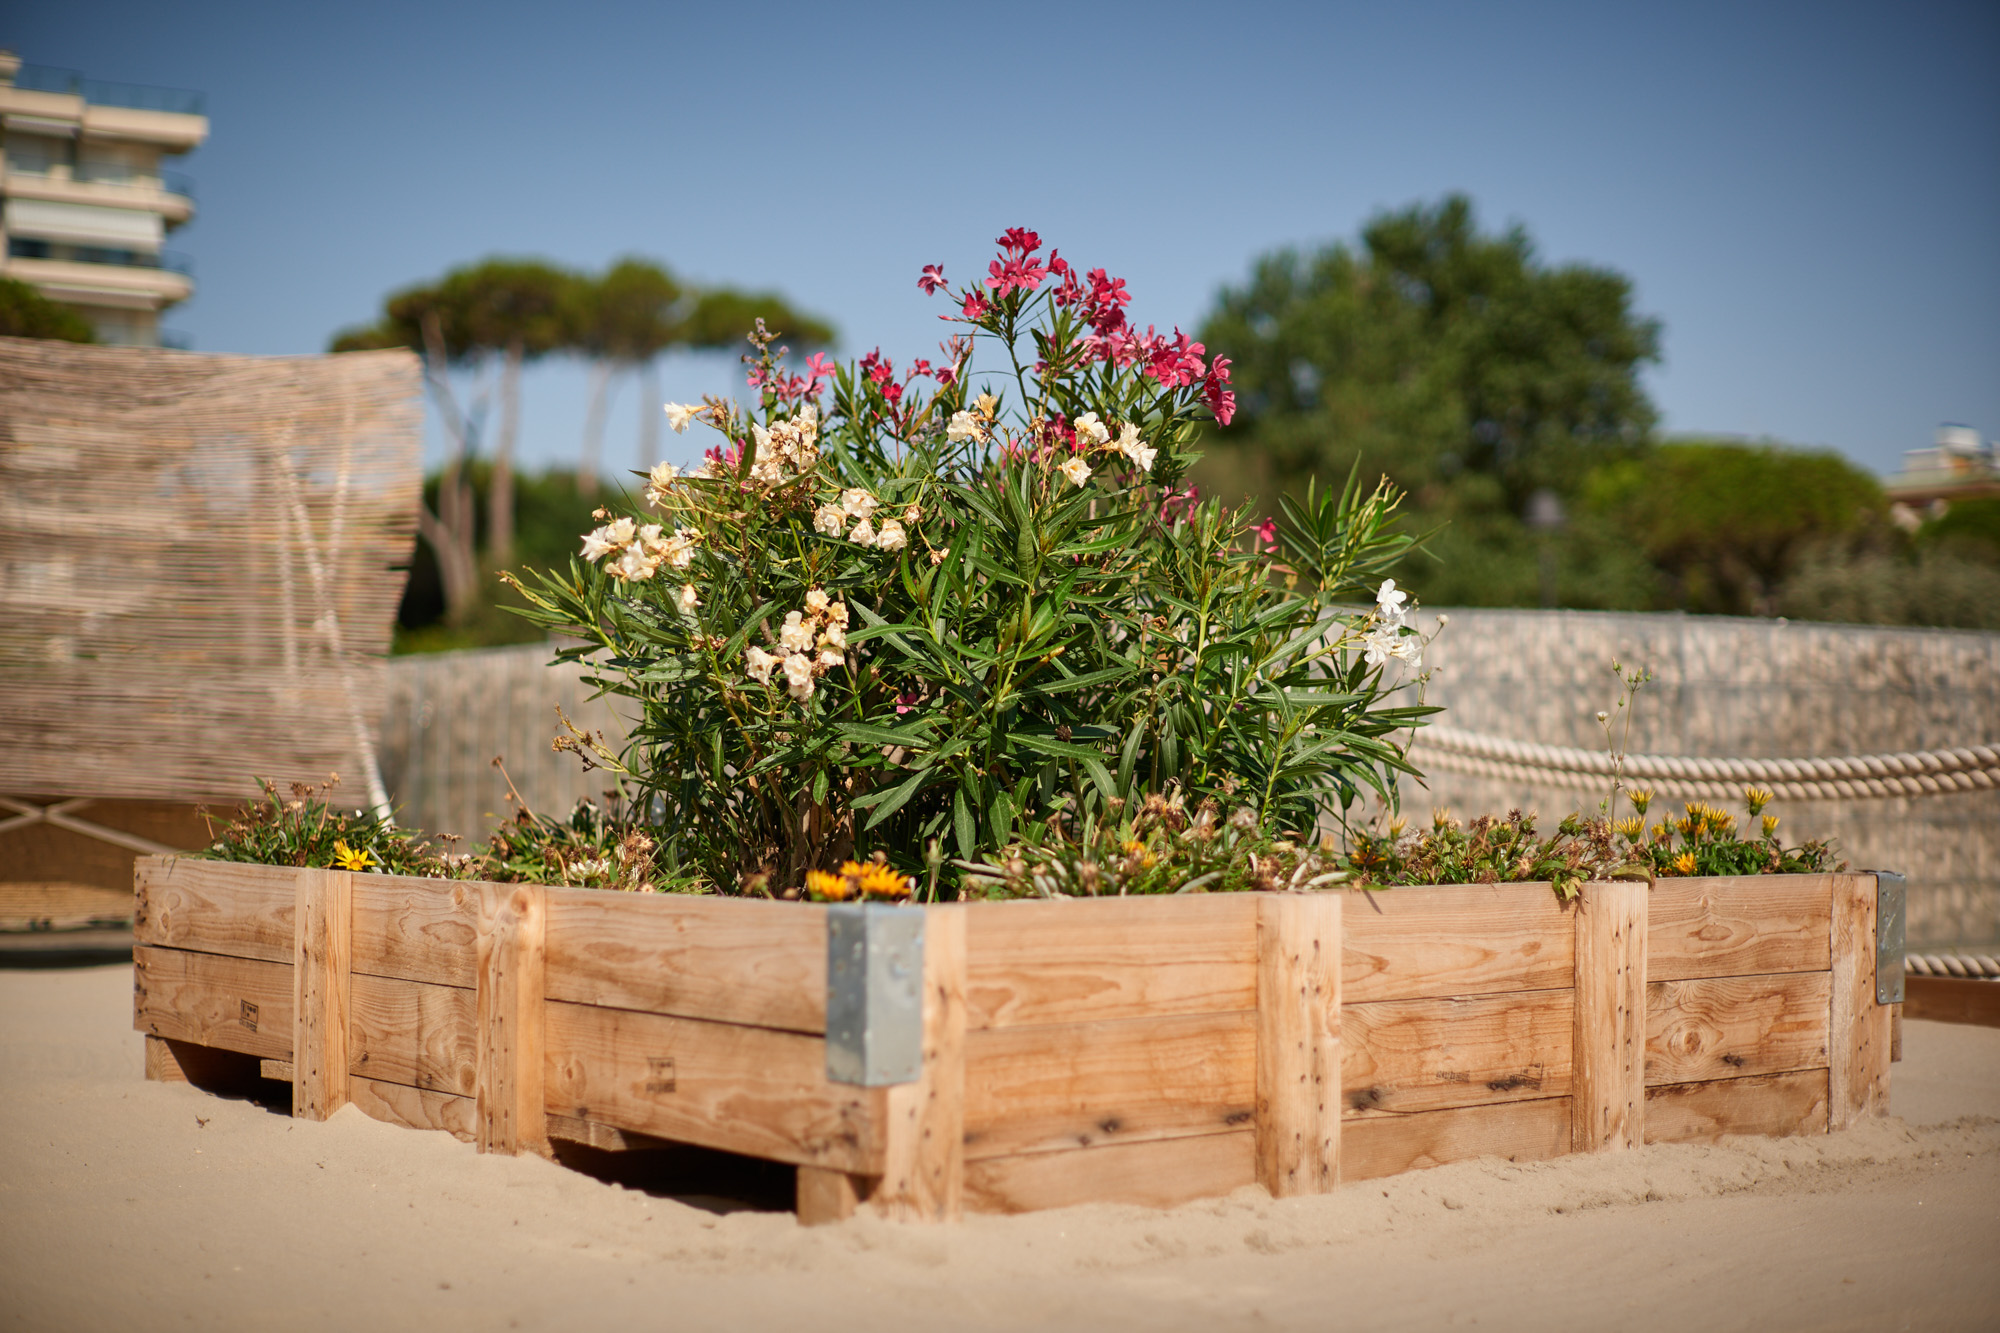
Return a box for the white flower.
[1392,636,1422,667]
[612,544,658,582]
[1437,613,1450,627]
[814,503,847,536]
[1376,578,1409,621]
[804,588,831,615]
[661,528,698,570]
[744,646,778,684]
[817,647,845,669]
[975,392,999,416]
[579,525,619,562]
[664,403,702,433]
[875,518,908,552]
[1073,412,1110,448]
[902,503,920,524]
[605,517,637,547]
[782,652,815,701]
[1362,625,1401,668]
[645,462,681,508]
[1059,456,1092,488]
[841,488,879,521]
[567,856,611,881]
[780,611,815,652]
[678,584,700,612]
[824,600,848,627]
[849,518,878,548]
[947,410,985,443]
[1115,423,1157,473]
[819,620,846,649]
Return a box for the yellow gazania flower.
[1672,852,1696,875]
[1743,786,1773,817]
[855,862,913,901]
[1762,814,1780,838]
[1613,817,1645,841]
[332,839,375,872]
[1628,788,1653,816]
[804,869,851,902]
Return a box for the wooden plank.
[543,1000,882,1174]
[1573,880,1647,1152]
[546,1114,672,1153]
[134,856,295,963]
[1648,874,1833,982]
[1343,882,1574,1003]
[1829,874,1890,1129]
[349,876,479,987]
[1343,990,1572,1117]
[962,895,1257,1030]
[1645,1069,1829,1144]
[962,1010,1255,1162]
[963,1130,1256,1214]
[543,888,826,1033]
[1902,976,2000,1028]
[1340,1097,1572,1182]
[144,1034,257,1086]
[476,883,548,1156]
[261,1059,294,1081]
[874,903,967,1223]
[797,1166,867,1226]
[349,1075,476,1144]
[292,868,351,1121]
[348,973,479,1096]
[1255,893,1340,1196]
[133,944,293,1061]
[1645,972,1830,1086]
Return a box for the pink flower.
[918,264,948,295]
[1255,517,1278,551]
[986,254,1048,296]
[804,352,835,395]
[996,227,1041,258]
[895,691,922,716]
[1160,485,1200,522]
[860,348,894,385]
[959,290,992,320]
[1204,356,1236,426]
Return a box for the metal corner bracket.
[1874,871,1905,1005]
[825,902,925,1086]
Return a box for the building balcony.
[1,167,194,226]
[0,66,207,152]
[0,250,193,310]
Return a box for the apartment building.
[0,51,207,347]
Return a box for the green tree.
[0,278,96,342]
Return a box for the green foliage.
[0,277,97,343]
[1619,792,1842,878]
[197,776,453,876]
[1777,547,2000,630]
[1342,809,1645,902]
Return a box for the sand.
[3,963,1996,1332]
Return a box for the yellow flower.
[804,869,851,902]
[1628,788,1652,816]
[1743,786,1772,817]
[1613,817,1644,841]
[856,862,913,900]
[1762,814,1780,838]
[1672,852,1696,875]
[331,839,374,872]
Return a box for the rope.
[1906,953,2000,980]
[1413,725,2000,803]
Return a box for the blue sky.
[12,0,1996,482]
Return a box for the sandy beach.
[3,960,1996,1333]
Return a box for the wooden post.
[1829,875,1890,1129]
[797,1165,866,1225]
[869,903,966,1222]
[1255,892,1341,1196]
[476,883,549,1157]
[1573,880,1647,1152]
[292,868,352,1121]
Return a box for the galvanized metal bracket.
[825,903,925,1086]
[1875,872,1906,1005]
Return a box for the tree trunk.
[491,338,522,565]
[419,312,482,625]
[578,359,613,499]
[637,359,662,473]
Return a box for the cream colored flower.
[661,527,698,570]
[664,402,702,434]
[1073,412,1110,448]
[817,647,844,669]
[947,410,985,443]
[1059,456,1092,488]
[780,611,815,652]
[805,588,831,615]
[824,600,848,627]
[849,518,877,548]
[902,503,920,524]
[819,620,846,649]
[814,503,847,536]
[841,488,879,521]
[744,646,778,684]
[612,544,658,582]
[604,517,637,547]
[782,652,815,701]
[976,392,999,416]
[579,525,619,562]
[875,518,908,552]
[678,583,700,611]
[1115,423,1157,472]
[645,462,681,508]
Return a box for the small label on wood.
[239,999,259,1032]
[644,1056,676,1094]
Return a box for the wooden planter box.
[132,859,1894,1222]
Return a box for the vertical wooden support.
[1256,892,1341,1196]
[869,903,966,1222]
[1829,875,1890,1129]
[797,1165,865,1225]
[293,868,352,1121]
[1573,880,1647,1152]
[476,882,549,1157]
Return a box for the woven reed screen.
[0,338,423,803]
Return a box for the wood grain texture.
[133,944,293,1061]
[1255,893,1340,1196]
[1829,875,1890,1129]
[292,868,351,1121]
[1645,972,1830,1086]
[349,1075,476,1143]
[134,857,295,963]
[1902,976,2000,1028]
[476,883,548,1156]
[874,904,967,1222]
[962,1130,1256,1215]
[797,1166,867,1226]
[1343,883,1573,1003]
[144,1034,257,1086]
[260,1059,294,1081]
[543,1001,882,1173]
[962,895,1257,1030]
[1648,875,1833,982]
[1573,880,1647,1152]
[1644,1069,1829,1144]
[348,973,478,1095]
[1343,990,1572,1117]
[545,1115,671,1153]
[1340,1097,1573,1182]
[350,876,479,987]
[962,1011,1255,1162]
[543,889,825,1033]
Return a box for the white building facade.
[0,52,208,347]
